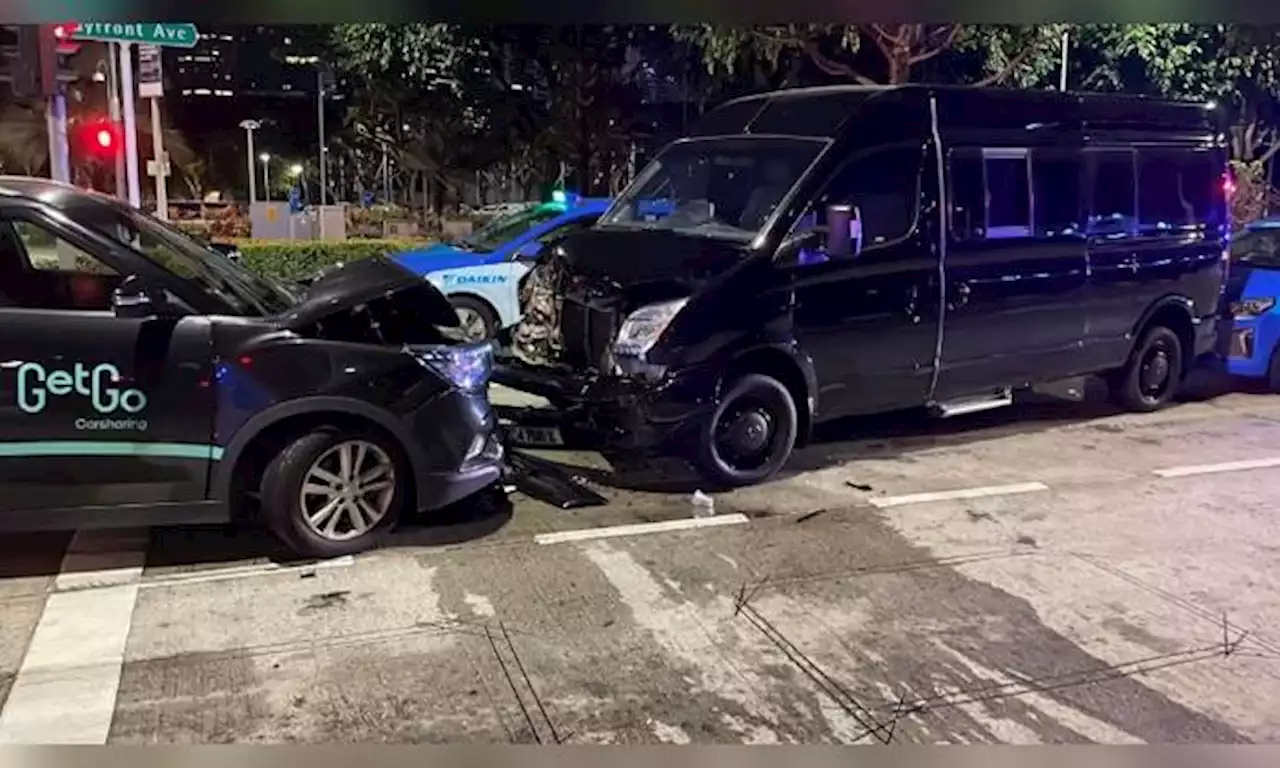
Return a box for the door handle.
[948,282,971,310]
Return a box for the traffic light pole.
[45,93,70,183]
[118,42,141,207]
[106,41,126,199]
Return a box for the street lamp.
[259,152,271,202]
[238,119,261,203]
[288,163,303,177]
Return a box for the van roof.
[690,84,1221,140]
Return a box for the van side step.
[931,389,1013,418]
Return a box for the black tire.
[259,428,408,559]
[450,295,498,341]
[1109,325,1184,412]
[1267,346,1280,393]
[691,373,798,488]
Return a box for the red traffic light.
[49,23,81,55]
[78,119,122,157]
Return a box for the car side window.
[793,145,923,248]
[0,216,119,312]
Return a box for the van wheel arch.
[1130,298,1196,376]
[723,347,815,447]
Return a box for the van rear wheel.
[692,373,798,488]
[1109,326,1184,412]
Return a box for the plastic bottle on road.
[691,489,715,517]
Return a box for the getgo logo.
[16,362,147,415]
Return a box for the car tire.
[450,296,498,341]
[1266,346,1280,393]
[1109,325,1184,412]
[691,373,798,489]
[259,428,407,559]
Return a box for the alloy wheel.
[455,307,490,341]
[298,439,397,541]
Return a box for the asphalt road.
[2,378,1280,744]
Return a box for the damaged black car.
[0,177,504,557]
[496,85,1229,487]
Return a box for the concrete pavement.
[2,383,1280,743]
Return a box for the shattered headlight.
[405,341,494,391]
[613,298,688,359]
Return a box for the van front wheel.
[1109,326,1184,412]
[692,373,798,488]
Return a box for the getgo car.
[0,177,503,557]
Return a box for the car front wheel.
[691,373,798,489]
[259,428,407,558]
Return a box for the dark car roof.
[0,175,126,215]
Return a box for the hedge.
[225,238,434,281]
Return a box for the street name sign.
[71,22,199,48]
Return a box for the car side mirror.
[824,203,863,258]
[112,274,170,319]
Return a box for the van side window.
[948,149,985,240]
[1031,149,1084,237]
[1136,147,1218,233]
[796,145,923,247]
[1086,149,1136,237]
[948,147,1033,240]
[984,149,1032,238]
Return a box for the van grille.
[561,298,617,370]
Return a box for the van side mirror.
[513,241,542,262]
[824,204,862,258]
[112,274,170,319]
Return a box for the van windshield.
[599,136,828,241]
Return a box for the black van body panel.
[497,85,1229,459]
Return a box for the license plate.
[507,426,565,447]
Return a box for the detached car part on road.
[498,84,1231,488]
[0,177,503,558]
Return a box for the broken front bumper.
[492,358,718,454]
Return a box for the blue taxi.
[393,192,609,340]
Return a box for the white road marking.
[1152,456,1280,478]
[534,514,750,545]
[137,555,354,590]
[868,482,1050,509]
[0,528,148,744]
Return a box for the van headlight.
[613,298,687,359]
[1231,297,1276,317]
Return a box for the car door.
[0,204,217,518]
[788,143,943,417]
[934,146,1090,400]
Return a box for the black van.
[0,177,504,557]
[496,85,1231,487]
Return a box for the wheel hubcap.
[714,404,777,472]
[455,307,489,341]
[299,440,396,541]
[1139,343,1173,398]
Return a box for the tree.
[674,24,1069,88]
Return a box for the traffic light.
[51,23,81,56]
[78,119,122,158]
[6,24,78,97]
